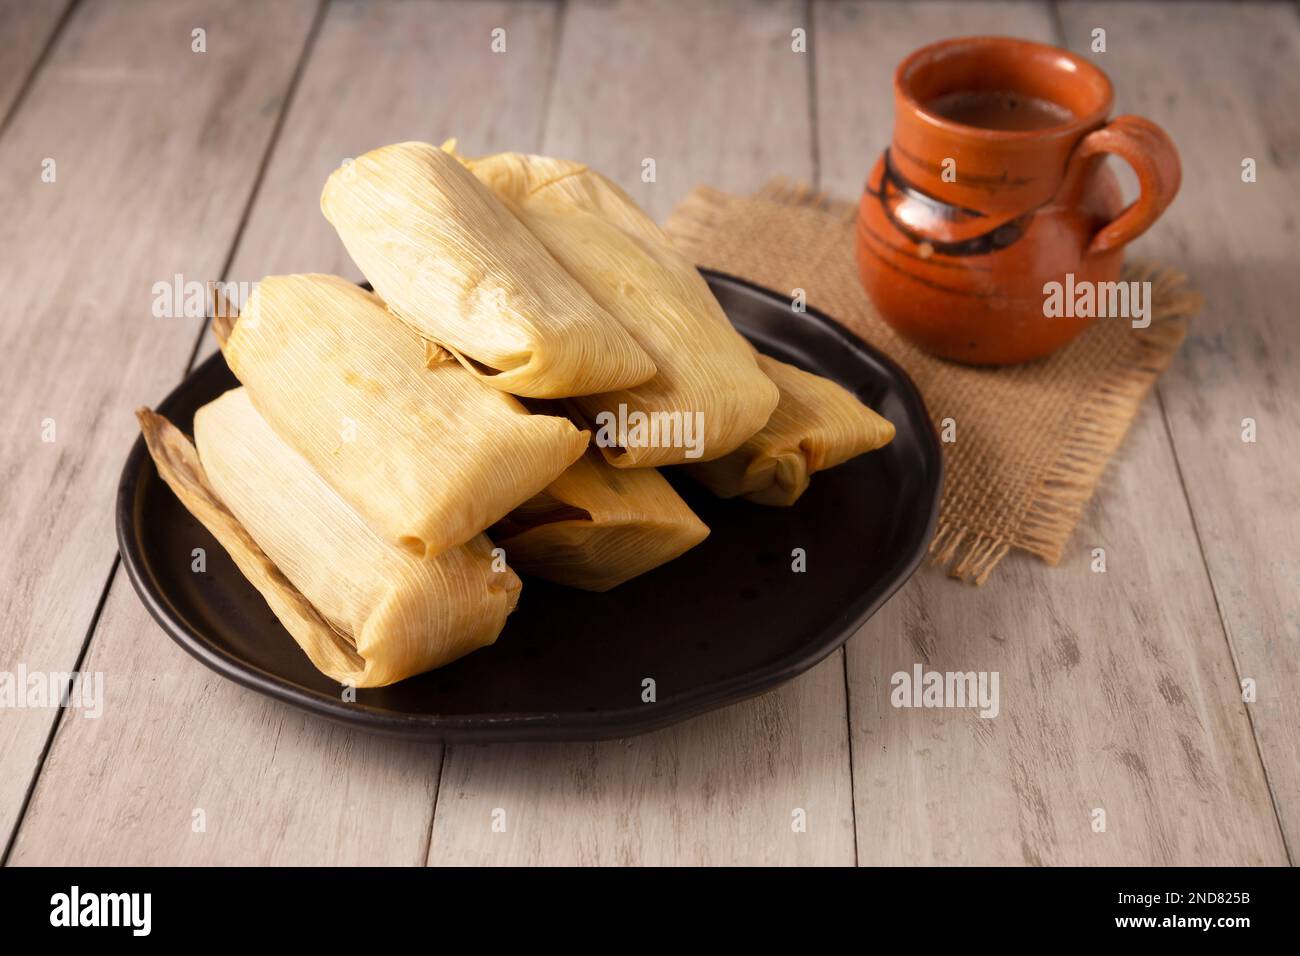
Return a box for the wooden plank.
[425,0,855,867]
[542,0,816,219]
[0,0,320,857]
[820,0,1287,863]
[429,658,854,866]
[8,0,563,865]
[0,0,75,125]
[1059,0,1300,858]
[849,406,1285,864]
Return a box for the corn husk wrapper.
[491,449,709,592]
[136,392,520,687]
[454,147,779,467]
[219,273,588,558]
[684,354,896,506]
[319,142,656,398]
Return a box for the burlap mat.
[664,181,1202,584]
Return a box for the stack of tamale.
[139,141,894,687]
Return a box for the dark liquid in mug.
[925,90,1075,131]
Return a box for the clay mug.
[855,36,1181,364]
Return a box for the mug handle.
[1060,115,1182,257]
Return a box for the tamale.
[319,141,656,398]
[456,146,780,467]
[491,449,709,592]
[137,390,521,687]
[220,273,588,558]
[684,354,896,506]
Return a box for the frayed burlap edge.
[665,179,1203,585]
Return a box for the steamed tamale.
[137,390,520,687]
[684,354,895,506]
[320,142,656,398]
[220,273,588,558]
[453,147,779,467]
[491,449,709,592]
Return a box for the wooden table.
[1,0,1295,866]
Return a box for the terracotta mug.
[855,36,1181,364]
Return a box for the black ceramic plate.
[117,272,942,741]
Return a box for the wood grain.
[543,0,814,220]
[0,0,320,856]
[429,657,854,866]
[8,0,562,865]
[0,0,75,125]
[424,0,855,867]
[820,0,1287,863]
[1060,0,1300,859]
[848,406,1285,864]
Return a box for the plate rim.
[116,270,943,742]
